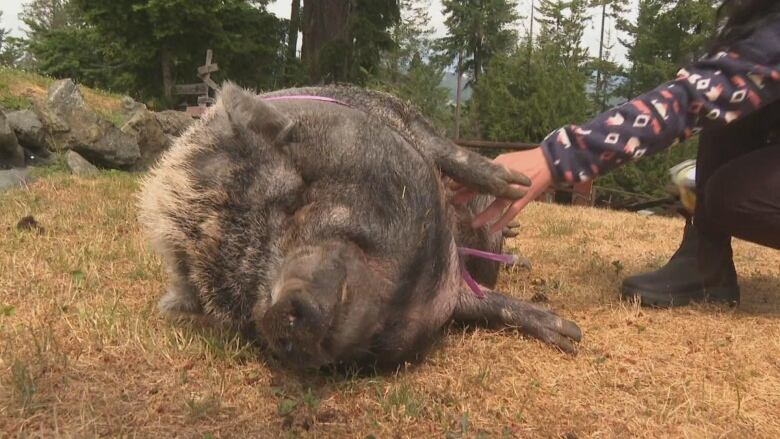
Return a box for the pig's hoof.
[478,165,531,201]
[502,221,522,238]
[509,254,532,271]
[516,302,582,354]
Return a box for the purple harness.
[262,95,517,298]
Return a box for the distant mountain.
[440,71,472,102]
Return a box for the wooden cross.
[179,49,221,117]
[197,49,220,97]
[173,50,220,98]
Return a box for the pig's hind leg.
[452,287,582,354]
[158,251,203,319]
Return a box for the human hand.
[452,147,554,233]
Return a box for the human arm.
[463,17,780,232]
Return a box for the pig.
[138,83,581,369]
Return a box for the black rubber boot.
[621,218,740,307]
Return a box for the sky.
[1,0,634,65]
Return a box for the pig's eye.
[283,288,303,297]
[344,231,378,254]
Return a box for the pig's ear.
[218,82,295,144]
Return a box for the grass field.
[1,172,778,438]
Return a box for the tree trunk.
[596,1,607,112]
[301,0,351,83]
[473,37,482,85]
[455,50,463,139]
[472,38,482,137]
[287,0,301,61]
[161,47,174,102]
[527,0,534,75]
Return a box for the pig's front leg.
[264,86,531,201]
[419,133,532,201]
[452,287,582,354]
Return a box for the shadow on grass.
[737,274,780,316]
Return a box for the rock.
[48,78,88,111]
[0,168,31,192]
[121,95,146,116]
[0,112,25,169]
[5,110,52,157]
[41,79,140,168]
[121,109,194,170]
[65,150,99,176]
[155,110,194,137]
[121,108,170,169]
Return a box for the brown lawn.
[1,172,778,438]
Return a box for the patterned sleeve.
[540,18,780,184]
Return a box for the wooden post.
[161,48,174,101]
[176,50,221,117]
[596,1,607,112]
[572,181,595,206]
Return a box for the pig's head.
[257,240,397,368]
[213,84,444,369]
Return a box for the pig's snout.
[262,293,331,365]
[270,295,326,335]
[258,244,352,367]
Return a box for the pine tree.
[535,0,590,67]
[438,0,520,86]
[371,0,450,129]
[301,0,400,84]
[589,0,628,113]
[475,0,590,143]
[62,0,286,101]
[0,12,8,47]
[438,0,520,137]
[618,0,718,97]
[0,12,10,65]
[20,0,115,84]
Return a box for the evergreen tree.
[438,0,519,86]
[589,0,628,113]
[589,26,623,113]
[371,0,450,129]
[534,0,590,66]
[301,0,400,85]
[0,12,12,66]
[618,0,718,97]
[0,12,8,48]
[438,0,519,137]
[69,0,287,101]
[476,0,590,143]
[19,0,116,85]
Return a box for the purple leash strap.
[458,247,517,299]
[262,95,509,299]
[262,95,351,106]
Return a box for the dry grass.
[1,172,778,438]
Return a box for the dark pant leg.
[702,145,780,249]
[695,110,773,224]
[692,109,774,282]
